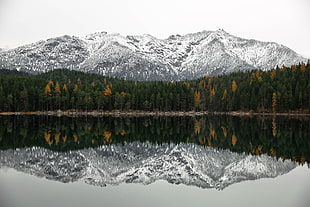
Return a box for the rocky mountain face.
[0,142,297,190]
[0,29,306,81]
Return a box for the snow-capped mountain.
[0,142,297,190]
[0,30,306,81]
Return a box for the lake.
[0,115,309,207]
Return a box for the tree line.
[0,61,309,112]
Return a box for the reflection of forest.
[0,115,309,166]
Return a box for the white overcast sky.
[0,0,309,57]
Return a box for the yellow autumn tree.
[270,148,276,157]
[207,138,212,147]
[194,119,201,134]
[209,127,216,139]
[272,92,277,113]
[255,70,263,82]
[301,62,306,73]
[73,84,79,93]
[62,135,67,143]
[199,80,206,89]
[73,133,78,143]
[231,80,237,92]
[257,76,263,82]
[103,130,112,143]
[255,145,263,155]
[54,81,61,95]
[44,131,53,145]
[270,69,276,80]
[120,130,126,136]
[55,132,61,145]
[210,87,216,96]
[45,84,52,96]
[221,89,228,100]
[63,84,68,91]
[300,156,306,165]
[206,126,215,147]
[103,86,112,96]
[272,117,277,137]
[48,80,54,86]
[221,126,228,137]
[231,134,237,146]
[194,91,201,108]
[207,77,216,96]
[199,136,207,145]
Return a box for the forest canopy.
[0,62,309,113]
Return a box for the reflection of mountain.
[1,116,309,164]
[0,142,297,190]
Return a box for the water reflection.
[0,115,309,164]
[0,143,297,190]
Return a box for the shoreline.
[0,110,309,117]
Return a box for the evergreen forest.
[0,62,309,113]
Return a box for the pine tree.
[20,88,29,111]
[300,62,306,73]
[7,94,13,111]
[0,86,5,111]
[292,64,297,72]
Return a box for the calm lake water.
[0,115,309,207]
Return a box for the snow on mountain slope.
[0,35,89,74]
[0,29,306,80]
[0,142,297,190]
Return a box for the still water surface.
[0,166,310,207]
[0,115,309,206]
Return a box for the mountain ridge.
[0,29,307,81]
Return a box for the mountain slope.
[0,142,297,190]
[0,30,306,81]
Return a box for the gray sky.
[0,0,309,57]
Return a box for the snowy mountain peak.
[84,31,108,41]
[214,28,230,36]
[0,30,307,81]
